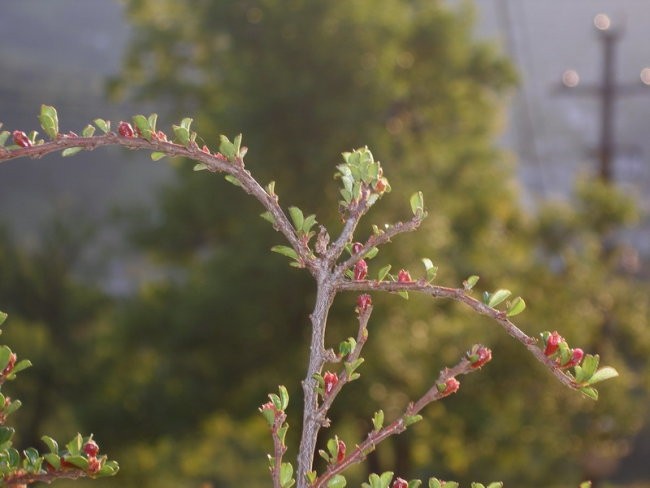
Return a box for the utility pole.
[558,13,650,183]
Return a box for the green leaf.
[219,135,236,160]
[338,337,356,357]
[147,113,158,132]
[470,484,485,488]
[327,437,339,459]
[580,354,600,379]
[487,289,511,308]
[408,481,422,488]
[38,105,59,139]
[64,454,89,470]
[0,427,15,445]
[486,483,504,488]
[11,359,31,374]
[464,275,480,290]
[280,462,294,488]
[132,114,152,140]
[421,258,438,282]
[288,207,304,231]
[62,147,83,157]
[5,399,21,416]
[580,386,599,400]
[302,214,317,234]
[43,453,61,470]
[404,414,422,426]
[379,471,394,487]
[410,191,424,215]
[587,366,619,385]
[82,124,95,138]
[224,174,242,187]
[260,211,276,225]
[0,131,11,146]
[319,449,331,463]
[364,247,379,259]
[0,346,12,372]
[506,296,526,317]
[93,118,110,134]
[345,358,364,378]
[278,385,289,410]
[579,482,592,488]
[328,475,347,488]
[65,433,83,456]
[233,133,242,156]
[41,436,59,454]
[306,471,317,484]
[151,151,166,161]
[377,264,392,282]
[172,125,190,145]
[96,459,119,477]
[0,311,7,326]
[372,410,384,431]
[397,290,409,300]
[193,163,208,171]
[271,245,299,261]
[266,181,276,196]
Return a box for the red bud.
[352,242,363,254]
[117,121,135,137]
[562,348,584,369]
[83,440,99,458]
[392,478,408,488]
[12,131,31,148]
[356,294,372,312]
[468,345,492,369]
[354,260,368,281]
[336,439,346,463]
[397,269,412,283]
[544,331,563,356]
[323,371,339,396]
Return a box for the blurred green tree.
[74,0,650,486]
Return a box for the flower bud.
[83,440,100,458]
[467,345,492,369]
[356,294,372,313]
[117,121,135,137]
[12,131,31,148]
[562,348,584,369]
[392,478,408,488]
[87,456,102,474]
[544,331,563,356]
[336,439,346,463]
[397,269,412,283]
[437,377,460,397]
[354,260,368,281]
[352,242,363,254]
[323,371,339,396]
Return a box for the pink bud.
[468,345,492,369]
[323,371,339,396]
[352,242,363,254]
[392,478,408,488]
[397,269,412,283]
[337,439,346,463]
[201,145,211,154]
[354,260,368,281]
[87,456,101,474]
[12,131,31,148]
[118,121,135,137]
[83,440,99,458]
[356,294,372,312]
[544,331,563,356]
[440,377,460,396]
[562,348,584,369]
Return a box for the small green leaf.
[319,449,331,463]
[233,133,242,156]
[61,147,82,157]
[404,414,422,426]
[506,296,526,317]
[377,264,392,282]
[0,346,12,372]
[82,124,95,138]
[327,437,339,459]
[219,135,236,160]
[43,453,61,470]
[278,385,289,410]
[260,211,276,225]
[288,207,305,231]
[379,471,395,487]
[338,337,356,357]
[0,426,15,445]
[421,258,438,282]
[579,482,592,488]
[397,290,409,300]
[487,289,511,308]
[0,311,7,326]
[280,463,295,488]
[486,483,504,488]
[266,181,276,196]
[65,433,83,456]
[306,471,317,484]
[328,475,347,488]
[193,163,209,171]
[587,366,619,385]
[345,358,364,378]
[5,399,21,416]
[38,105,59,139]
[408,481,422,488]
[147,113,158,132]
[64,455,88,470]
[302,214,317,234]
[0,131,11,146]
[464,275,480,290]
[470,484,485,488]
[224,174,242,187]
[12,359,31,374]
[93,118,110,134]
[271,245,299,261]
[410,191,424,215]
[151,151,166,161]
[173,125,190,145]
[364,247,379,259]
[132,114,152,140]
[372,410,384,431]
[41,436,59,454]
[580,386,599,400]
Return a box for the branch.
[313,357,478,488]
[337,280,579,391]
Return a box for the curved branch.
[337,280,579,391]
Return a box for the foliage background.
[0,1,649,487]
